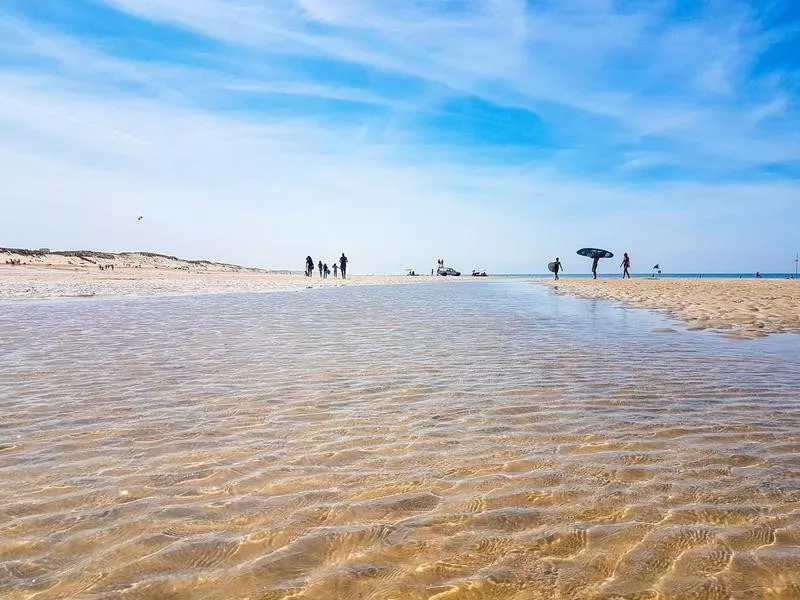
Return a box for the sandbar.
[543,277,800,338]
[0,249,439,300]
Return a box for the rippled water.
[2,281,799,600]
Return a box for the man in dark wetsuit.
[318,260,323,278]
[621,252,631,278]
[553,257,563,280]
[305,256,314,277]
[339,253,348,279]
[591,254,600,279]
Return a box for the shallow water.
[1,281,799,600]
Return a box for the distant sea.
[498,273,798,279]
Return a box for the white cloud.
[1,1,798,272]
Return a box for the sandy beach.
[544,277,800,338]
[0,249,437,300]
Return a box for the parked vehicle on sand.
[437,267,461,276]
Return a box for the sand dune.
[1,247,273,273]
[0,248,436,300]
[544,278,800,338]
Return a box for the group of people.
[305,253,348,279]
[550,252,632,280]
[98,264,115,271]
[4,259,22,265]
[432,258,447,275]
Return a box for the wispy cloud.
[1,0,798,272]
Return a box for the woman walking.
[621,252,631,279]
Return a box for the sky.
[1,0,799,274]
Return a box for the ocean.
[506,273,798,279]
[2,280,798,599]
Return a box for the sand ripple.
[1,283,798,599]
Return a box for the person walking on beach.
[323,263,330,278]
[621,252,631,279]
[318,260,323,278]
[305,256,314,277]
[340,253,348,279]
[553,257,563,281]
[591,255,600,279]
[333,263,338,278]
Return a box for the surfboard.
[548,262,557,273]
[577,248,614,259]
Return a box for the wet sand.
[0,266,437,300]
[543,278,800,338]
[0,250,437,300]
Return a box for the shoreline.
[0,247,458,300]
[541,277,800,338]
[0,267,449,301]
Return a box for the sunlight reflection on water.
[1,282,798,599]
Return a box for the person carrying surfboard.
[592,254,603,279]
[553,257,563,280]
[576,248,613,279]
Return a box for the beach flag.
[652,264,659,270]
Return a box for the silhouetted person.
[553,257,563,280]
[318,260,323,277]
[591,255,600,279]
[305,256,313,277]
[333,263,338,277]
[323,263,330,278]
[621,252,630,278]
[340,253,348,279]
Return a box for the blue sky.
[1,0,798,273]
